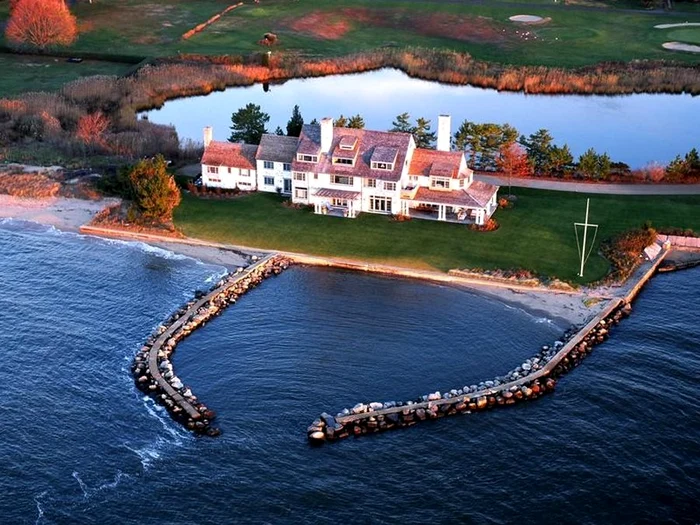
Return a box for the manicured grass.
[2,0,698,69]
[666,28,700,44]
[174,189,700,283]
[0,54,128,96]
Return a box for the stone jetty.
[132,254,291,436]
[308,248,669,444]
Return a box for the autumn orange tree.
[496,142,532,198]
[5,0,78,51]
[76,112,110,151]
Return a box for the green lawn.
[174,189,700,283]
[1,0,698,69]
[0,54,129,96]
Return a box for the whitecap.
[34,491,47,525]
[72,471,90,499]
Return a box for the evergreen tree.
[519,129,554,175]
[335,115,348,128]
[127,155,181,223]
[454,121,518,170]
[286,104,304,137]
[274,126,285,136]
[548,144,574,177]
[347,114,365,129]
[578,148,611,180]
[229,103,269,145]
[390,112,413,133]
[413,117,436,149]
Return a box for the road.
[476,174,700,195]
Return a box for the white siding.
[256,160,292,194]
[201,164,257,190]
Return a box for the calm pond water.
[144,68,700,167]
[1,220,699,524]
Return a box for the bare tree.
[5,0,78,50]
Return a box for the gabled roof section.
[256,134,299,163]
[338,135,358,150]
[408,181,498,209]
[371,146,398,165]
[296,124,322,156]
[201,141,257,170]
[293,124,412,181]
[409,149,467,179]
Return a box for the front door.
[283,179,292,194]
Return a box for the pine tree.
[347,114,365,129]
[390,112,413,133]
[229,103,269,145]
[413,117,436,149]
[286,104,304,137]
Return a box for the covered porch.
[403,203,480,224]
[311,188,361,219]
[400,186,497,226]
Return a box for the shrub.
[600,226,657,282]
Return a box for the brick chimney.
[320,117,333,154]
[437,115,451,152]
[203,126,213,148]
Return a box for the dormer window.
[333,157,354,166]
[297,154,318,163]
[338,136,358,151]
[370,146,398,171]
[371,161,393,171]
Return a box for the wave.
[33,491,47,525]
[124,397,191,471]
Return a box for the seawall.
[307,248,669,443]
[131,254,291,436]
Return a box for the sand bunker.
[663,41,700,53]
[510,15,544,23]
[655,22,700,29]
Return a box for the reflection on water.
[144,68,700,167]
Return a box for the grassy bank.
[0,54,129,96]
[173,189,700,283]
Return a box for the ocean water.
[0,221,698,524]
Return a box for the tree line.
[228,103,699,182]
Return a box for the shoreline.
[0,195,682,328]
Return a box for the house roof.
[256,134,299,163]
[201,141,257,170]
[408,181,498,209]
[409,149,467,179]
[292,124,413,182]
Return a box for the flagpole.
[579,198,590,277]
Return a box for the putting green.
[666,28,700,45]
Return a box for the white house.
[200,126,258,190]
[255,134,298,194]
[199,116,499,225]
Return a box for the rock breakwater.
[132,254,291,436]
[308,300,632,443]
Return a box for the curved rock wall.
[131,255,292,436]
[307,301,630,443]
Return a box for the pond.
[143,68,700,168]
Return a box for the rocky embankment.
[132,255,291,436]
[308,300,632,443]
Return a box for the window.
[364,178,376,188]
[283,163,292,172]
[369,196,391,212]
[384,182,396,191]
[297,154,318,163]
[332,198,348,207]
[371,161,393,171]
[332,175,352,186]
[264,176,275,186]
[240,169,249,177]
[228,167,232,174]
[263,161,274,170]
[459,179,464,188]
[295,188,308,199]
[207,166,219,174]
[208,178,221,183]
[333,157,354,166]
[293,172,306,182]
[409,176,418,184]
[430,177,450,189]
[313,174,318,180]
